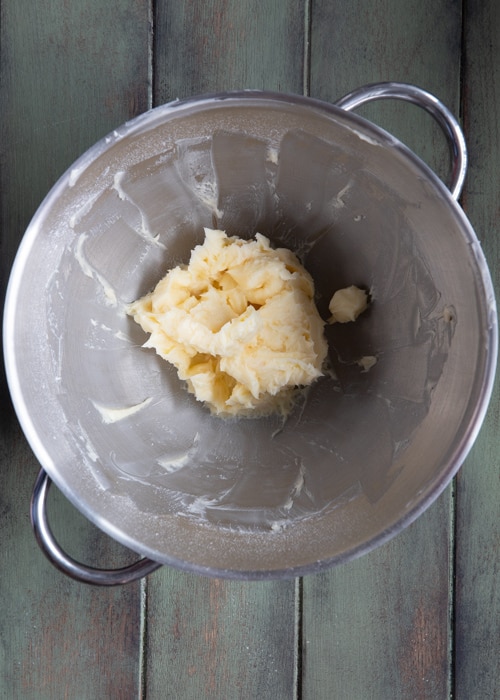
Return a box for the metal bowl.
[4,84,497,583]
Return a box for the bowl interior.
[5,94,496,576]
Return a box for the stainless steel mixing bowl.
[3,83,497,584]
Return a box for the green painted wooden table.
[1,2,499,698]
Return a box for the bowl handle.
[30,468,162,585]
[335,82,467,201]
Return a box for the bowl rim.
[3,89,498,578]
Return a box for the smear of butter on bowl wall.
[128,228,368,418]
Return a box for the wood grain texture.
[310,0,462,184]
[302,500,453,699]
[154,0,306,102]
[0,1,151,697]
[0,421,147,699]
[455,1,500,698]
[302,1,462,697]
[145,570,297,699]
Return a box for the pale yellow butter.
[128,228,328,417]
[328,285,369,323]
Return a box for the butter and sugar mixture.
[128,228,329,417]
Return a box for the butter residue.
[112,171,165,248]
[75,234,118,307]
[92,397,153,424]
[157,433,200,472]
[328,285,369,324]
[357,355,377,372]
[128,228,328,417]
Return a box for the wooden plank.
[302,1,463,697]
[0,444,145,699]
[455,1,500,697]
[302,502,453,699]
[0,1,151,697]
[145,571,297,699]
[144,2,307,698]
[154,0,306,101]
[309,0,461,181]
